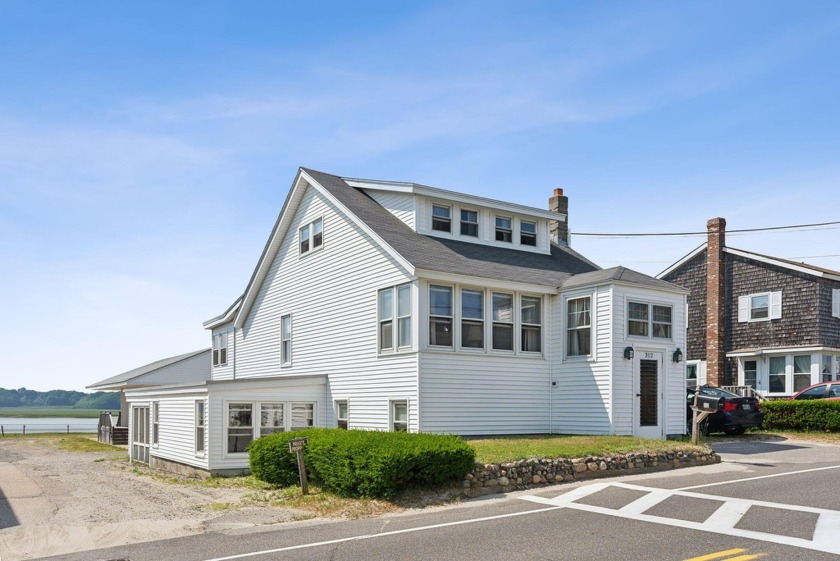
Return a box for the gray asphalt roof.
[304,168,601,287]
[561,266,688,292]
[87,349,210,389]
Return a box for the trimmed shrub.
[761,400,840,432]
[305,430,475,498]
[248,428,332,486]
[248,428,476,498]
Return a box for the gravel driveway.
[0,438,309,560]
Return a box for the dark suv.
[687,385,763,435]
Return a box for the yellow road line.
[721,555,766,561]
[683,550,746,561]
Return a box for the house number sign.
[288,437,309,494]
[644,352,656,359]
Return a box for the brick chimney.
[549,188,569,245]
[705,217,727,387]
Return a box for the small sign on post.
[288,437,309,495]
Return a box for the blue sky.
[2,1,839,391]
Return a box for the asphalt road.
[39,439,840,561]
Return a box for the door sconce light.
[623,346,634,360]
[673,348,683,363]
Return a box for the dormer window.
[520,220,537,246]
[299,218,323,255]
[495,216,512,243]
[460,210,478,237]
[432,205,451,233]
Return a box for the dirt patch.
[0,438,314,560]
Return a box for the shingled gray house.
[122,168,689,475]
[658,218,840,398]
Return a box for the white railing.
[721,385,768,401]
[0,424,97,436]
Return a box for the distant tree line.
[0,387,120,409]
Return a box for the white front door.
[634,351,663,439]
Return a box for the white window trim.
[494,215,513,243]
[738,291,782,322]
[459,287,486,352]
[151,401,159,447]
[195,400,206,456]
[428,284,455,349]
[520,295,542,354]
[490,291,515,353]
[298,216,325,257]
[626,299,674,342]
[280,314,292,367]
[390,399,409,432]
[224,400,318,457]
[519,219,537,247]
[832,288,840,319]
[212,331,229,367]
[564,293,594,360]
[335,400,348,430]
[431,203,452,233]
[378,283,414,354]
[459,208,479,237]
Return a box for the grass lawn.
[467,435,706,464]
[0,433,124,452]
[0,407,115,418]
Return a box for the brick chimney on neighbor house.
[705,217,727,387]
[549,188,569,245]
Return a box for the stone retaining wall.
[463,449,719,496]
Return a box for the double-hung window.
[520,221,537,246]
[432,204,451,233]
[460,209,478,237]
[566,296,591,356]
[299,218,323,255]
[521,296,541,352]
[391,401,408,432]
[212,332,228,366]
[195,401,205,453]
[280,314,292,366]
[461,289,484,349]
[492,292,514,350]
[628,302,672,339]
[738,291,782,322]
[823,355,833,383]
[769,356,786,393]
[227,403,253,454]
[379,284,412,352]
[260,403,285,436]
[495,216,512,242]
[793,355,811,393]
[429,285,453,347]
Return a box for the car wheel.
[724,427,746,436]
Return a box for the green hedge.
[248,428,476,498]
[761,400,840,432]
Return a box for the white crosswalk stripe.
[520,481,840,555]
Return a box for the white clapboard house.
[119,168,689,475]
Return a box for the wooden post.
[67,424,70,434]
[288,438,310,495]
[22,424,25,436]
[1,425,4,437]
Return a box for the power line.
[572,220,840,238]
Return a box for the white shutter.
[770,291,782,319]
[738,295,749,322]
[833,289,840,318]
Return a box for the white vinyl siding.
[125,390,211,471]
[231,185,418,433]
[365,191,416,229]
[738,291,782,322]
